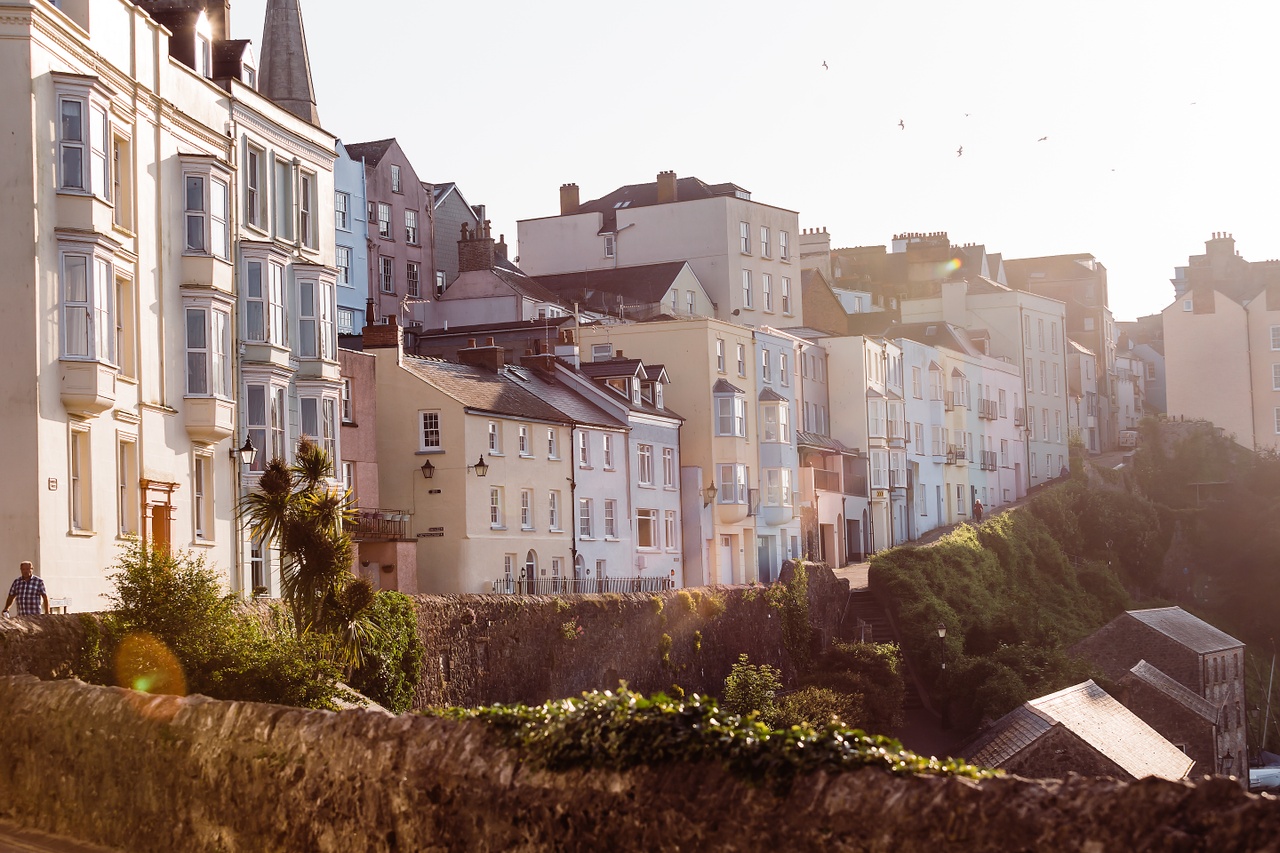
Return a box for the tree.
[722,653,783,724]
[238,439,375,667]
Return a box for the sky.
[233,0,1280,322]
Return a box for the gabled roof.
[758,387,787,402]
[580,358,645,380]
[712,379,744,395]
[893,322,983,358]
[343,139,397,168]
[533,262,693,306]
[1126,607,1243,654]
[966,681,1194,781]
[439,267,568,308]
[1068,338,1095,357]
[575,176,760,233]
[399,357,571,424]
[643,365,670,383]
[1125,660,1218,723]
[797,433,853,454]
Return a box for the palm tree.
[239,439,373,661]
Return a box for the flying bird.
[822,61,828,70]
[956,146,963,157]
[1038,136,1048,142]
[898,119,905,129]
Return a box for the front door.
[719,535,733,585]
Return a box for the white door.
[719,535,733,585]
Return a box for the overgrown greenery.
[347,591,425,713]
[776,642,905,733]
[722,653,782,722]
[766,560,812,671]
[428,687,992,785]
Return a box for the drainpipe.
[568,425,579,590]
[1019,305,1031,496]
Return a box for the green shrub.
[767,560,812,671]
[649,596,664,615]
[675,590,696,613]
[795,642,904,733]
[697,590,726,620]
[658,633,673,667]
[347,591,424,713]
[774,686,863,729]
[722,653,782,724]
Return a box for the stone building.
[1116,660,1221,777]
[1070,607,1247,782]
[963,681,1194,782]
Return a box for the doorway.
[718,535,733,585]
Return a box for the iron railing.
[491,575,675,595]
[346,508,410,540]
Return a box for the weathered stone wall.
[0,614,93,679]
[410,562,846,709]
[1,676,1277,853]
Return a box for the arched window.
[574,554,585,581]
[524,550,537,579]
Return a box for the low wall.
[1,676,1276,853]
[0,614,92,679]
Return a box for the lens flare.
[113,631,187,697]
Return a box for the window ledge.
[415,449,443,455]
[638,483,655,490]
[519,453,534,459]
[191,539,216,548]
[490,525,507,531]
[67,529,97,538]
[521,527,536,532]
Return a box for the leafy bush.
[792,642,904,733]
[347,591,424,713]
[428,687,992,784]
[774,686,864,730]
[722,653,782,723]
[767,560,811,671]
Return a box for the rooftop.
[1126,607,1243,655]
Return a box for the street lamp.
[703,482,719,507]
[1223,750,1235,777]
[937,621,947,670]
[420,458,435,479]
[469,455,490,477]
[232,436,258,466]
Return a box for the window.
[577,431,589,466]
[342,462,355,495]
[407,262,420,297]
[245,144,265,228]
[687,290,695,315]
[335,191,350,230]
[760,226,771,258]
[603,234,615,258]
[591,343,612,361]
[56,83,112,198]
[779,230,789,260]
[912,366,922,398]
[184,304,230,397]
[58,97,87,191]
[1052,363,1060,396]
[1031,453,1037,477]
[762,348,772,382]
[762,274,773,311]
[111,135,132,229]
[60,249,114,363]
[781,277,792,314]
[549,490,561,530]
[1024,315,1032,346]
[1042,408,1049,441]
[601,434,615,469]
[1083,317,1095,331]
[742,270,753,308]
[244,257,286,345]
[578,498,593,538]
[716,339,726,373]
[273,158,294,240]
[737,343,746,376]
[419,410,440,450]
[184,172,229,259]
[740,221,751,254]
[298,171,317,249]
[1025,357,1034,391]
[662,447,675,487]
[300,396,337,462]
[1272,364,1280,391]
[1183,299,1193,312]
[1051,322,1059,353]
[521,490,533,529]
[435,270,446,297]
[547,428,559,459]
[488,421,502,454]
[638,444,654,484]
[605,500,618,538]
[1038,319,1045,351]
[335,246,352,286]
[1055,410,1062,443]
[631,508,656,548]
[490,487,504,528]
[69,425,91,531]
[117,437,138,536]
[194,454,212,540]
[762,402,790,443]
[664,511,678,550]
[780,352,789,386]
[338,379,353,424]
[390,164,402,193]
[1027,406,1035,434]
[999,389,1007,417]
[194,14,212,77]
[300,278,335,360]
[377,203,391,238]
[1039,362,1047,394]
[517,424,531,456]
[405,209,418,244]
[1272,326,1280,350]
[716,395,748,437]
[718,463,749,504]
[379,257,394,293]
[367,201,376,223]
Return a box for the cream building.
[517,172,804,328]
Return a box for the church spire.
[258,0,320,125]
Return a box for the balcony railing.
[812,468,841,493]
[945,445,968,466]
[346,508,410,541]
[980,450,998,471]
[978,399,997,420]
[491,575,675,595]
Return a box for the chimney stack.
[560,183,580,215]
[458,220,495,273]
[363,315,403,354]
[457,337,505,372]
[495,233,508,262]
[657,170,677,204]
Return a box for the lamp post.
[231,436,259,599]
[231,436,258,466]
[1223,750,1235,777]
[937,621,947,670]
[469,455,490,477]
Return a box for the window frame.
[636,508,658,549]
[419,410,441,451]
[183,298,232,398]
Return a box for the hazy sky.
[234,0,1279,322]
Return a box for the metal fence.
[490,575,675,595]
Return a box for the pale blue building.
[334,140,368,336]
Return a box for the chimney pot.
[560,183,580,215]
[485,337,496,347]
[467,338,477,348]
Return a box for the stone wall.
[0,614,92,679]
[1,676,1277,853]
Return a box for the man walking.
[4,561,49,617]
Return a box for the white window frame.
[664,510,678,551]
[577,430,589,467]
[547,428,559,459]
[377,202,391,239]
[716,339,726,373]
[781,277,792,315]
[760,225,771,258]
[298,170,317,250]
[779,230,789,261]
[488,421,502,454]
[117,435,138,537]
[740,221,751,254]
[605,499,618,538]
[405,209,418,244]
[419,410,441,450]
[391,164,402,193]
[604,234,616,258]
[521,489,534,530]
[742,269,753,309]
[243,252,287,346]
[638,444,654,484]
[55,77,113,199]
[549,490,561,530]
[662,447,675,488]
[737,343,746,376]
[335,191,350,231]
[407,261,420,298]
[183,299,232,398]
[245,143,266,230]
[69,424,91,532]
[636,508,658,549]
[578,497,593,538]
[183,167,230,260]
[59,244,115,364]
[379,256,394,293]
[336,246,352,286]
[490,487,504,528]
[193,452,212,541]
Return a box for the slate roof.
[797,433,853,454]
[575,176,760,232]
[893,322,984,357]
[712,379,744,395]
[343,139,396,168]
[399,357,571,424]
[643,365,670,383]
[966,681,1194,781]
[758,387,788,403]
[1126,607,1243,654]
[501,366,624,430]
[1126,660,1219,723]
[1068,338,1096,357]
[580,358,645,380]
[533,262,692,306]
[412,316,574,340]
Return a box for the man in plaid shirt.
[4,561,49,617]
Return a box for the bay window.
[715,394,747,437]
[717,463,749,504]
[300,395,338,464]
[299,171,317,249]
[183,166,230,260]
[298,277,336,360]
[184,302,231,397]
[60,247,114,364]
[244,257,287,346]
[56,81,111,199]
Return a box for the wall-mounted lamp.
[469,455,490,477]
[231,437,258,466]
[420,458,435,479]
[703,482,718,507]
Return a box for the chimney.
[458,220,495,273]
[555,328,580,368]
[521,351,558,372]
[656,170,677,204]
[495,233,508,262]
[458,336,505,372]
[363,315,403,355]
[560,183,580,215]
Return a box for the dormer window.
[655,384,664,409]
[631,381,641,405]
[194,13,213,79]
